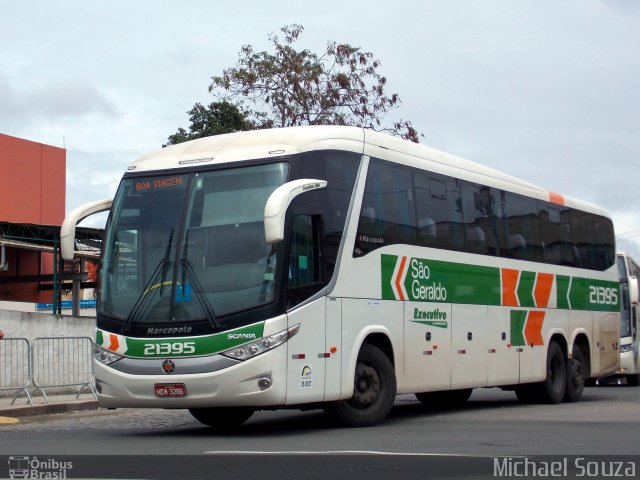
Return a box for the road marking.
[204,450,502,457]
[0,416,20,425]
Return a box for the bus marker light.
[488,348,496,353]
[178,157,213,165]
[318,353,330,358]
[423,351,433,356]
[433,344,438,350]
[292,354,306,360]
[330,346,337,353]
[457,349,466,355]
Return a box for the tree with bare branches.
[209,24,421,142]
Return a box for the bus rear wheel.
[516,342,566,404]
[324,343,396,427]
[537,341,566,404]
[188,407,255,429]
[564,345,586,402]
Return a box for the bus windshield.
[99,162,289,329]
[617,255,633,338]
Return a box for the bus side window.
[503,192,542,261]
[414,172,464,252]
[460,183,497,256]
[355,159,416,255]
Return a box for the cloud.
[0,0,638,247]
[66,147,136,213]
[32,81,120,119]
[0,76,120,130]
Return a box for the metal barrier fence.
[0,338,32,405]
[0,336,96,405]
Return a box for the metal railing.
[0,336,97,405]
[0,337,32,405]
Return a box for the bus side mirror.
[60,198,113,260]
[629,276,639,305]
[264,179,327,244]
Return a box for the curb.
[0,400,99,418]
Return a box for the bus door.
[284,213,328,404]
[628,261,640,372]
[286,298,327,404]
[633,303,640,373]
[284,291,342,404]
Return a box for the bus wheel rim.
[353,363,380,405]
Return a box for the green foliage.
[209,25,421,143]
[164,101,252,146]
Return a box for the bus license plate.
[154,383,186,397]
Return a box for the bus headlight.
[620,344,632,353]
[221,324,300,361]
[94,345,124,365]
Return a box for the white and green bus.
[613,251,639,385]
[61,126,620,427]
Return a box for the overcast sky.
[1,0,639,256]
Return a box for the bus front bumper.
[618,347,639,376]
[94,346,287,409]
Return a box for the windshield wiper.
[121,229,174,333]
[180,229,218,330]
[180,259,219,330]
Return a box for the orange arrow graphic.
[395,256,408,301]
[534,273,554,308]
[501,268,519,306]
[108,334,120,352]
[524,311,545,346]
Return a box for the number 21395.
[143,342,195,356]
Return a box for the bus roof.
[127,125,609,218]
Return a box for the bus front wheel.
[188,407,255,429]
[324,343,396,427]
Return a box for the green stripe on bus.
[382,254,501,305]
[100,322,266,358]
[556,275,571,309]
[517,271,536,307]
[510,310,527,347]
[567,277,620,312]
[381,254,619,312]
[381,254,399,300]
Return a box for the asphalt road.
[1,385,638,479]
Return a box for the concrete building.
[0,133,66,305]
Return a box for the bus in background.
[61,126,620,428]
[613,251,640,385]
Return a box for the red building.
[0,133,66,303]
